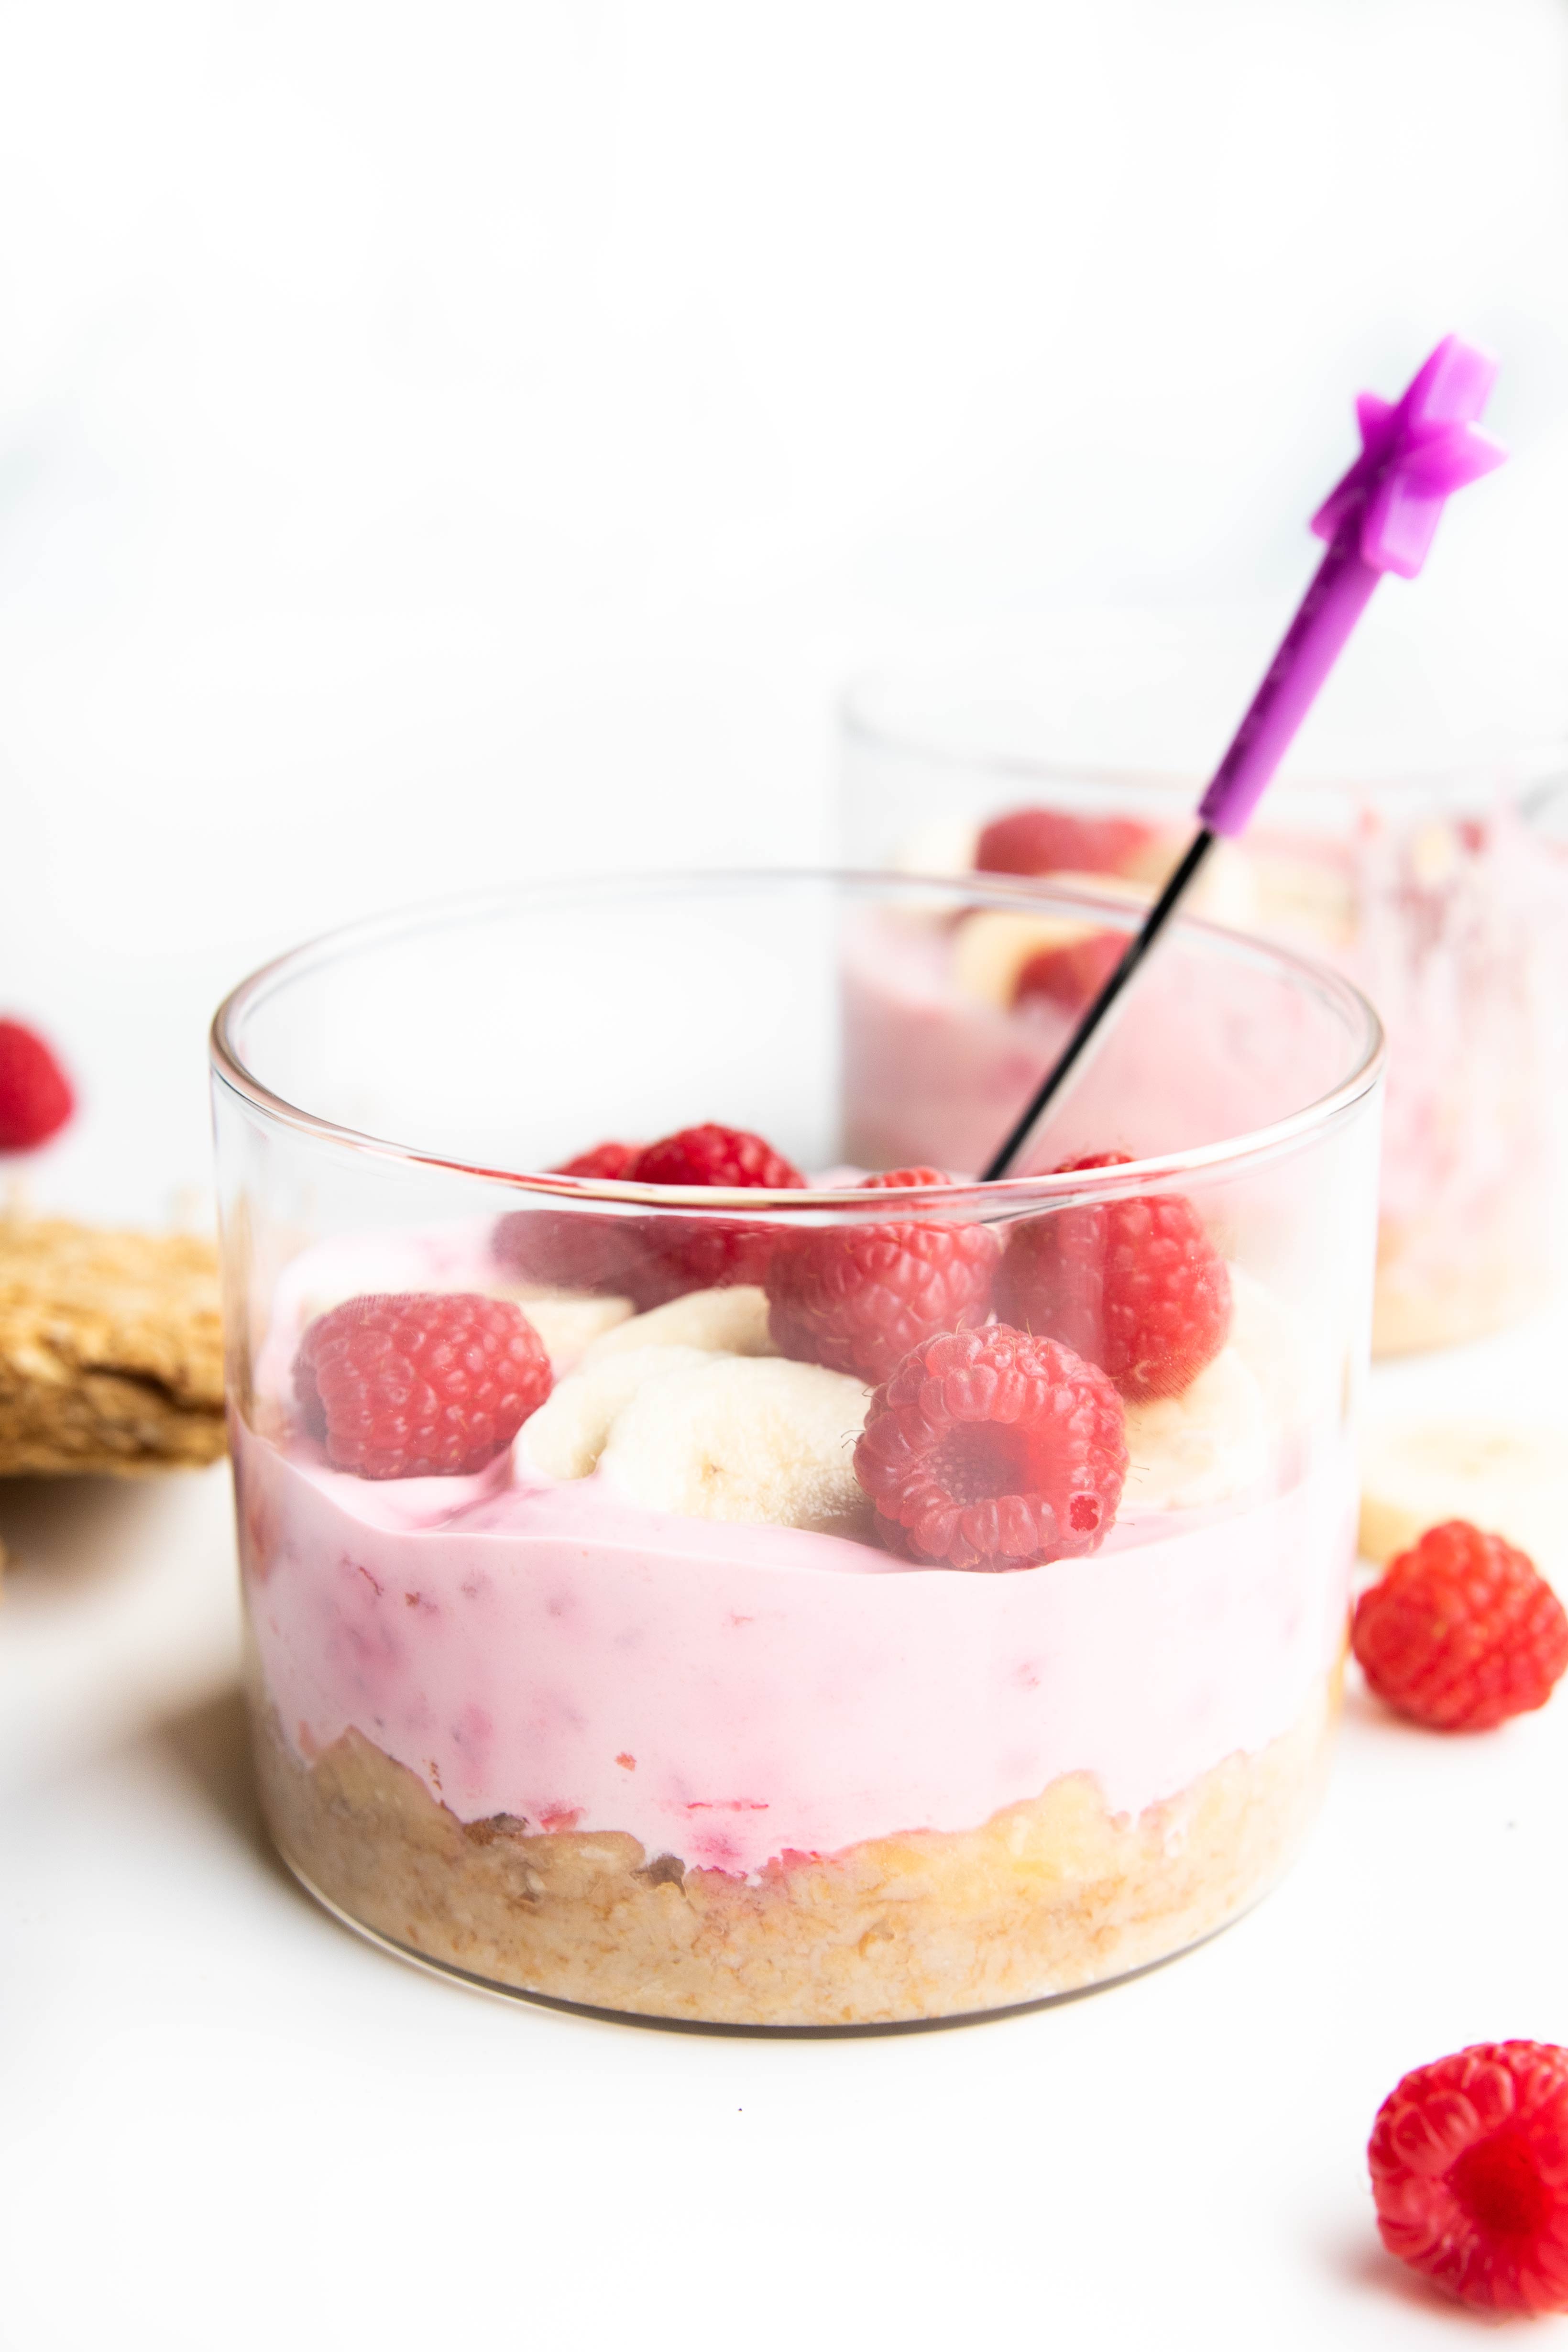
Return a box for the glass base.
[276,1842,1288,2038]
[255,1684,1336,2033]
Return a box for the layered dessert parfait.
[848,792,1565,1355]
[232,1122,1353,2027]
[212,873,1379,2029]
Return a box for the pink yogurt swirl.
[239,1416,1351,1879]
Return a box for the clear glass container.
[211,870,1382,2029]
[843,669,1568,1357]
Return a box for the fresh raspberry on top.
[1369,2041,1568,2312]
[0,1019,74,1151]
[996,1151,1231,1403]
[975,805,1153,880]
[626,1122,806,1307]
[555,1141,642,1181]
[1352,1521,1568,1731]
[493,1141,643,1293]
[1013,930,1126,1012]
[853,1321,1127,1572]
[633,1123,802,1192]
[859,1165,952,1187]
[766,1167,1000,1385]
[294,1292,551,1479]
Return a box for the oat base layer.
[252,1682,1337,2027]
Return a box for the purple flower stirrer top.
[982,333,1507,1183]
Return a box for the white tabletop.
[3,1304,1565,2352]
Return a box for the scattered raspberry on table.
[294,1291,552,1479]
[996,1151,1232,1403]
[853,1320,1127,1572]
[1369,2041,1568,2312]
[1352,1520,1568,1731]
[0,1019,74,1151]
[975,804,1153,880]
[767,1166,1000,1385]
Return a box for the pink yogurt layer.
[844,835,1561,1293]
[239,1416,1353,1881]
[837,908,1346,1179]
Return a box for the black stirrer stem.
[980,828,1217,1183]
[978,340,1508,1183]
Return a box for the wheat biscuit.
[0,1213,226,1475]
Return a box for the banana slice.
[1246,847,1357,953]
[582,1284,777,1364]
[1360,1420,1568,1585]
[1019,869,1154,907]
[598,1354,872,1535]
[1121,1346,1273,1513]
[952,845,1258,1012]
[520,1345,713,1480]
[1188,838,1260,929]
[503,1290,634,1373]
[1228,1264,1337,1427]
[893,816,981,876]
[951,908,1113,1010]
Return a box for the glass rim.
[839,671,1568,807]
[209,868,1386,1206]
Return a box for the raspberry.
[767,1167,1000,1385]
[294,1292,551,1479]
[554,1142,642,1180]
[996,1151,1231,1403]
[1369,2041,1568,2312]
[0,1019,73,1151]
[853,1321,1127,1571]
[976,805,1153,880]
[634,1122,803,1192]
[1013,930,1126,1012]
[1352,1521,1568,1731]
[626,1123,806,1308]
[493,1142,644,1293]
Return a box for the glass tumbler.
[211,871,1382,2029]
[843,670,1568,1356]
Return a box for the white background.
[1,0,1567,1218]
[3,4,1568,2345]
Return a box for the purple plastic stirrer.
[982,333,1506,1183]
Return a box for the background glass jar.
[842,662,1568,1357]
[211,871,1382,2029]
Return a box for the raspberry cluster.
[493,1123,805,1306]
[997,1152,1231,1402]
[294,1292,551,1480]
[853,1320,1127,1572]
[767,1167,1000,1385]
[1013,930,1126,1013]
[975,804,1153,880]
[493,1141,645,1294]
[629,1123,806,1304]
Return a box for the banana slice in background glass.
[1360,1420,1568,1591]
